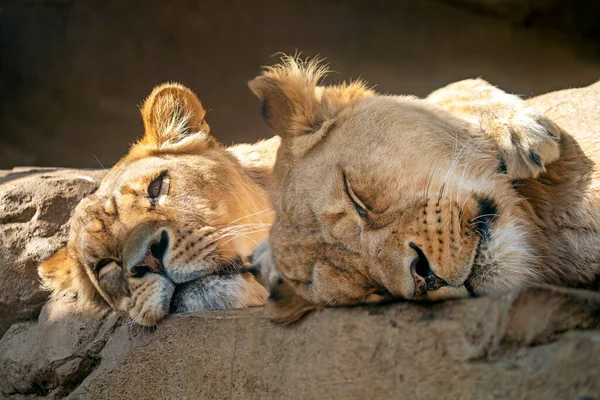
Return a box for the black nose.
[130,249,162,278]
[130,264,157,278]
[409,242,447,296]
[127,231,169,278]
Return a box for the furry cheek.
[321,207,363,250]
[470,218,539,295]
[170,274,267,313]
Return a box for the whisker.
[216,229,270,248]
[444,138,474,218]
[214,223,272,233]
[456,141,482,206]
[92,154,106,170]
[436,182,446,206]
[424,160,440,203]
[198,226,271,252]
[213,225,271,237]
[444,140,470,187]
[468,214,499,223]
[226,209,275,225]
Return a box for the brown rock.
[0,297,121,397]
[1,287,598,399]
[76,287,597,400]
[0,168,105,337]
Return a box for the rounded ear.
[248,56,374,157]
[138,82,215,150]
[248,57,326,139]
[248,76,295,135]
[38,247,77,295]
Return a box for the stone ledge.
[1,286,598,399]
[0,168,106,337]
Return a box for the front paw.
[486,107,561,179]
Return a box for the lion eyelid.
[95,258,119,273]
[342,171,370,218]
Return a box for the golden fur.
[39,83,278,326]
[38,58,600,327]
[248,56,599,323]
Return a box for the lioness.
[39,83,278,326]
[249,57,600,323]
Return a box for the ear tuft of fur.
[259,55,330,95]
[249,56,327,136]
[38,247,76,295]
[319,80,375,110]
[137,82,215,153]
[249,55,374,143]
[265,277,317,324]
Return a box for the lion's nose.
[125,231,169,278]
[129,248,163,278]
[409,242,447,296]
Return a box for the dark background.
[1,0,599,169]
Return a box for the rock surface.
[1,83,600,398]
[0,287,598,399]
[0,168,105,337]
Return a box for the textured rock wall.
[1,287,599,399]
[0,168,105,337]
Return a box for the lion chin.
[38,82,276,326]
[247,56,599,324]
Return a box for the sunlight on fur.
[38,83,277,326]
[37,56,600,327]
[249,55,599,324]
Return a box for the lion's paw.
[488,107,561,179]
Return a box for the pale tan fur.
[248,56,598,324]
[39,83,277,326]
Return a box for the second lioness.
[249,57,599,323]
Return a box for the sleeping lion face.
[39,83,270,326]
[249,58,544,320]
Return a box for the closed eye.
[342,171,370,218]
[95,258,117,272]
[95,258,122,279]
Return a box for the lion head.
[249,57,545,323]
[39,83,271,325]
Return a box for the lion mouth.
[125,229,252,315]
[168,256,248,313]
